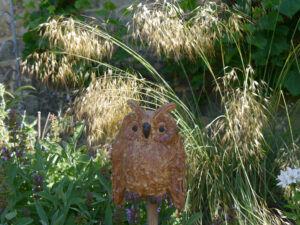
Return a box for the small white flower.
[277,171,289,188]
[286,167,298,184]
[277,167,300,188]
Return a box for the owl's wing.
[111,139,125,205]
[168,137,186,210]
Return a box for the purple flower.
[126,209,131,217]
[157,207,160,213]
[226,215,230,220]
[66,94,70,100]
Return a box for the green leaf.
[97,172,111,195]
[14,85,36,94]
[183,212,202,225]
[40,140,63,154]
[104,1,116,10]
[270,36,289,56]
[259,10,282,30]
[104,204,112,225]
[96,9,109,16]
[294,190,300,202]
[66,181,75,200]
[69,197,85,206]
[4,91,14,98]
[5,211,17,220]
[283,211,297,219]
[247,32,267,49]
[72,121,85,142]
[23,1,35,9]
[284,70,300,96]
[38,192,58,208]
[47,5,56,14]
[78,154,91,163]
[261,0,280,9]
[15,217,34,225]
[279,0,300,17]
[35,202,49,225]
[75,0,90,9]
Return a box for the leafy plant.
[232,0,300,95]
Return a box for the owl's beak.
[142,122,151,138]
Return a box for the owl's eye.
[132,125,138,132]
[159,126,165,132]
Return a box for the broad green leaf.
[259,11,282,30]
[78,154,90,163]
[104,1,116,10]
[35,202,49,225]
[40,140,63,154]
[104,204,112,225]
[279,0,300,17]
[284,70,300,96]
[15,217,34,225]
[247,32,267,49]
[270,36,289,56]
[5,211,17,220]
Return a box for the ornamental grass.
[21,13,298,224]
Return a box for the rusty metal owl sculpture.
[111,100,186,210]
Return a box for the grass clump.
[22,17,114,88]
[72,71,142,155]
[130,1,243,60]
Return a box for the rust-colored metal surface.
[111,100,186,210]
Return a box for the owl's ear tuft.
[127,100,145,116]
[153,102,177,120]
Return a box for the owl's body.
[111,101,186,210]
